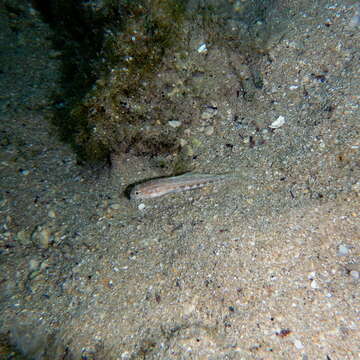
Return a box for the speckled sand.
[0,0,359,359]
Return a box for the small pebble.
[110,203,121,210]
[338,244,349,256]
[49,50,62,58]
[350,270,359,280]
[29,259,39,271]
[31,225,51,249]
[310,279,319,289]
[201,107,218,120]
[15,230,31,245]
[204,126,214,136]
[121,352,131,360]
[269,115,285,129]
[40,260,50,270]
[352,181,360,193]
[293,339,304,350]
[168,120,182,128]
[0,194,7,207]
[308,271,316,279]
[48,210,56,218]
[138,203,146,210]
[197,43,207,53]
[19,169,30,176]
[179,138,187,147]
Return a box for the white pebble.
[204,126,214,136]
[311,279,319,289]
[338,244,349,256]
[48,210,56,218]
[201,107,218,120]
[352,181,360,192]
[20,169,30,176]
[168,120,182,128]
[308,271,316,279]
[121,351,131,360]
[269,115,285,129]
[350,270,359,280]
[293,339,304,350]
[197,43,207,53]
[138,203,146,210]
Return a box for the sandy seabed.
[0,0,359,359]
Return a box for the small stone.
[310,279,319,289]
[110,203,121,210]
[138,203,146,210]
[204,126,214,136]
[338,244,349,256]
[31,225,51,249]
[29,259,39,271]
[40,260,50,270]
[121,352,131,360]
[352,181,360,193]
[269,115,285,129]
[293,339,304,350]
[19,169,30,176]
[15,230,31,245]
[350,270,359,280]
[0,193,7,207]
[201,107,218,120]
[168,120,182,128]
[49,50,62,58]
[179,138,187,147]
[308,271,316,280]
[197,43,207,53]
[48,210,56,218]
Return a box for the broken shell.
[269,115,285,129]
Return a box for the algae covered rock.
[47,0,289,167]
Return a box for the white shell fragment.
[138,203,146,210]
[201,106,218,120]
[270,115,285,129]
[197,43,207,53]
[168,120,182,128]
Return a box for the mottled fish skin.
[130,173,235,200]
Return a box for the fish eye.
[132,189,141,197]
[130,187,142,200]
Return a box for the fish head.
[129,184,145,200]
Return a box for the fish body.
[130,173,236,200]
